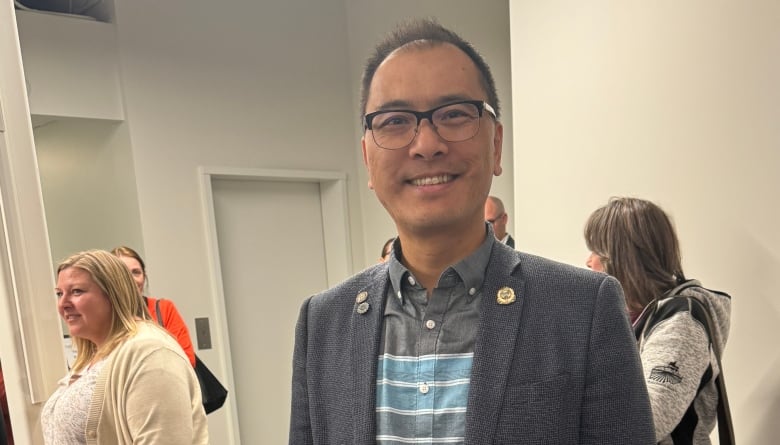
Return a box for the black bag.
[194,355,229,414]
[155,299,228,414]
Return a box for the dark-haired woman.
[585,197,731,444]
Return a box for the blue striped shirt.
[376,231,494,444]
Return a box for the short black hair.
[359,18,500,120]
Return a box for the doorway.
[200,167,351,443]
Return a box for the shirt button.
[468,288,477,296]
[419,383,429,394]
[408,276,416,285]
[425,319,436,330]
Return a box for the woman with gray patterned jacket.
[584,197,731,444]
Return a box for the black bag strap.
[688,296,735,445]
[154,298,164,328]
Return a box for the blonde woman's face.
[56,267,113,348]
[586,252,606,273]
[118,256,145,295]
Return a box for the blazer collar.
[465,244,525,443]
[350,267,389,442]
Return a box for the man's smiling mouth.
[410,174,455,186]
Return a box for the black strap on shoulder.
[687,296,735,445]
[154,299,165,328]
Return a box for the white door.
[211,178,329,444]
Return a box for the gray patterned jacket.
[634,280,732,444]
[290,242,655,444]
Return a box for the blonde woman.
[41,250,208,445]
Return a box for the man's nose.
[407,119,448,160]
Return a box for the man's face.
[361,44,503,237]
[484,199,507,240]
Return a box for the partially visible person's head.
[484,196,508,240]
[584,197,685,313]
[360,18,500,119]
[361,20,503,238]
[585,251,606,273]
[380,237,395,263]
[111,245,146,295]
[56,250,149,371]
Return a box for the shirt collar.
[387,224,496,302]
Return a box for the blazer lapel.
[351,273,389,442]
[465,248,525,443]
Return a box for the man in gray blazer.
[290,19,655,445]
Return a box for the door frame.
[197,166,352,443]
[1,2,70,442]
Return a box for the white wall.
[510,1,780,442]
[16,10,124,121]
[345,0,514,259]
[35,119,144,264]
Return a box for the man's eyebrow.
[372,100,414,112]
[437,94,473,105]
[371,95,477,112]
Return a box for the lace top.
[41,359,107,445]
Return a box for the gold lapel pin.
[356,291,368,304]
[496,287,516,305]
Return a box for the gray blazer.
[290,243,655,444]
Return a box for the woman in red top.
[111,246,196,367]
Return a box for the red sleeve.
[158,299,197,367]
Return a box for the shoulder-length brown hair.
[584,197,685,313]
[57,250,151,372]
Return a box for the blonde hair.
[57,250,151,373]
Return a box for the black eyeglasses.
[364,100,497,150]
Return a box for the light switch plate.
[195,317,212,350]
